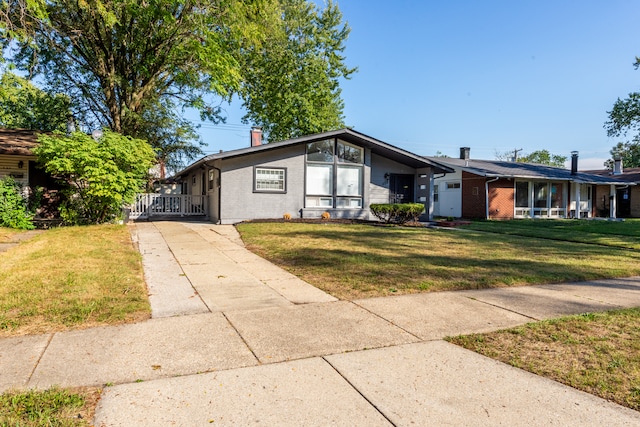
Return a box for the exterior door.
[617,187,631,218]
[389,174,414,203]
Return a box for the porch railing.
[129,193,207,219]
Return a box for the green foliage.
[370,203,425,224]
[1,1,354,168]
[0,176,35,229]
[239,0,356,141]
[0,71,70,131]
[604,58,640,168]
[518,150,567,168]
[605,141,640,169]
[0,387,87,427]
[34,131,155,224]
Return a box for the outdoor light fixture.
[17,160,24,169]
[384,172,390,180]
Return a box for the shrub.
[0,177,35,229]
[34,131,155,224]
[321,211,331,220]
[283,212,292,220]
[370,203,425,224]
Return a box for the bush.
[0,177,35,229]
[34,131,155,224]
[370,203,425,224]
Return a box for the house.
[0,128,48,193]
[586,159,640,218]
[0,128,60,217]
[425,148,631,220]
[172,128,453,224]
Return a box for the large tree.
[1,0,354,169]
[0,70,70,131]
[239,0,356,142]
[604,56,640,168]
[495,149,567,167]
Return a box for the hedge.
[370,203,425,224]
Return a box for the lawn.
[447,308,640,411]
[462,218,640,250]
[0,224,150,337]
[0,226,28,243]
[236,221,640,299]
[0,387,101,427]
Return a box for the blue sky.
[193,0,640,170]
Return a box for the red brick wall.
[462,173,515,219]
[488,178,514,219]
[461,172,486,218]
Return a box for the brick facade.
[488,178,514,219]
[461,171,486,218]
[461,173,515,219]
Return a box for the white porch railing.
[129,193,207,219]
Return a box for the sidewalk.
[1,221,640,426]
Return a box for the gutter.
[485,177,500,219]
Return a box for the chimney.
[613,157,623,175]
[571,151,578,175]
[250,126,263,147]
[459,147,470,160]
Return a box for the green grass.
[447,308,640,411]
[0,387,99,426]
[462,219,640,250]
[0,224,150,337]
[236,221,640,299]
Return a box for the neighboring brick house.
[171,128,453,224]
[425,148,631,220]
[587,160,640,218]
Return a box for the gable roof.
[0,128,42,156]
[585,167,640,184]
[176,128,454,177]
[424,157,632,186]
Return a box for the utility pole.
[512,148,523,162]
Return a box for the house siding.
[219,145,306,224]
[0,154,32,188]
[632,186,640,217]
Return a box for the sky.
[191,0,640,170]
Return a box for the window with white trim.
[305,139,364,208]
[254,167,286,192]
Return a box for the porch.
[129,194,208,220]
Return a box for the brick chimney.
[459,147,470,160]
[250,126,263,147]
[613,157,623,175]
[571,151,578,175]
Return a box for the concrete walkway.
[1,221,640,426]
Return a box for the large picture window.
[305,139,364,208]
[254,167,286,192]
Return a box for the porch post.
[573,182,581,218]
[610,184,617,219]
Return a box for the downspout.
[485,177,500,219]
[203,161,222,224]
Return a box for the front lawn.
[462,219,640,250]
[0,225,150,337]
[236,222,640,299]
[447,308,640,411]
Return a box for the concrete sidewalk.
[1,221,639,426]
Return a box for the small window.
[472,186,479,196]
[254,167,286,193]
[433,185,439,202]
[446,182,461,189]
[208,170,215,190]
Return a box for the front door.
[617,187,631,218]
[389,174,414,203]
